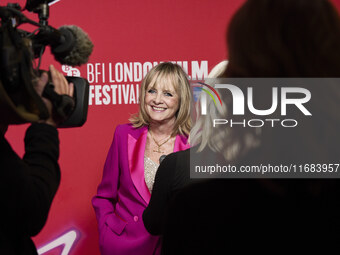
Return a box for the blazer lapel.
[174,134,190,152]
[128,128,190,205]
[128,128,151,205]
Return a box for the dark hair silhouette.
[211,0,340,166]
[225,0,340,77]
[159,1,340,254]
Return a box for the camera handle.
[42,77,89,128]
[42,82,75,123]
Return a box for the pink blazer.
[92,123,190,255]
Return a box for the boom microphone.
[32,25,94,66]
[52,25,94,66]
[29,24,93,127]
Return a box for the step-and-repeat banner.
[4,0,340,254]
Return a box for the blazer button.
[134,216,139,222]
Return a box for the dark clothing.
[144,147,340,254]
[143,148,193,235]
[162,177,340,254]
[143,146,220,235]
[0,123,60,255]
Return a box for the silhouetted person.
[143,0,340,254]
[0,65,74,255]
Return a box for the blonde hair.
[190,60,260,162]
[190,60,228,150]
[130,62,192,137]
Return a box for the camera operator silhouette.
[0,65,73,255]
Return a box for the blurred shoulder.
[163,148,191,166]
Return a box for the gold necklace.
[149,131,171,154]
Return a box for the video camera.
[0,0,93,127]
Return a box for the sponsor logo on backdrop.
[86,60,208,106]
[37,229,78,255]
[62,65,81,77]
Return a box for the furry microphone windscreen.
[53,25,94,66]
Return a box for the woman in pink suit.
[92,62,192,255]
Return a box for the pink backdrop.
[3,0,340,254]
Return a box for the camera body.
[0,0,91,127]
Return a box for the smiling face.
[131,62,191,136]
[144,76,180,125]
